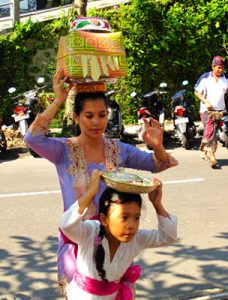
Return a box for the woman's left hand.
[141,117,164,148]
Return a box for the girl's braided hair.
[94,187,142,281]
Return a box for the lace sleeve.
[153,153,178,173]
[29,113,51,136]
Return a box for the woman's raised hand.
[53,68,74,104]
[141,117,164,148]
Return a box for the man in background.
[194,56,228,168]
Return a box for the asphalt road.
[0,138,228,299]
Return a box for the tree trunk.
[62,86,77,136]
[74,0,88,17]
[63,1,88,136]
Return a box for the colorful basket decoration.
[57,29,127,84]
[70,17,112,33]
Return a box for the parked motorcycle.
[208,110,228,149]
[171,80,197,149]
[131,82,168,142]
[0,113,7,154]
[104,90,125,140]
[9,77,50,156]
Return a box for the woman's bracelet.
[52,101,61,109]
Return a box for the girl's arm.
[148,179,169,218]
[78,170,102,214]
[60,170,102,242]
[136,179,177,249]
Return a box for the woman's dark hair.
[74,92,108,136]
[74,92,108,116]
[94,187,142,281]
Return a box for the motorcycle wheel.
[223,133,228,149]
[0,132,7,153]
[28,147,40,158]
[179,132,189,149]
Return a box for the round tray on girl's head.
[101,171,159,194]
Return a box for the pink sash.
[73,264,141,299]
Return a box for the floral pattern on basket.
[57,30,127,83]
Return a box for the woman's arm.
[24,69,74,162]
[141,118,178,170]
[28,68,74,136]
[120,140,178,173]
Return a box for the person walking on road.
[59,169,178,299]
[194,56,228,168]
[24,68,178,296]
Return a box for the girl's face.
[101,201,141,244]
[76,99,108,138]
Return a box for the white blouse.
[59,202,177,300]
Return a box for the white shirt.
[59,202,178,300]
[194,71,228,113]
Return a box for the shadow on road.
[0,235,60,299]
[0,147,29,163]
[136,231,228,299]
[0,232,228,299]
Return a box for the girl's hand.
[53,68,74,104]
[141,117,164,148]
[148,178,162,206]
[78,170,102,214]
[148,179,170,217]
[88,169,103,198]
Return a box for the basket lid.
[70,17,112,32]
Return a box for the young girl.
[60,170,178,299]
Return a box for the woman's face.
[76,98,108,138]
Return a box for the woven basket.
[101,171,159,194]
[57,30,127,83]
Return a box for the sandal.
[206,153,218,168]
[200,151,208,161]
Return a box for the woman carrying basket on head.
[25,17,178,297]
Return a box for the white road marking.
[163,178,205,184]
[0,190,61,198]
[0,178,205,198]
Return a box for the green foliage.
[0,11,72,124]
[0,0,227,126]
[89,0,227,122]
